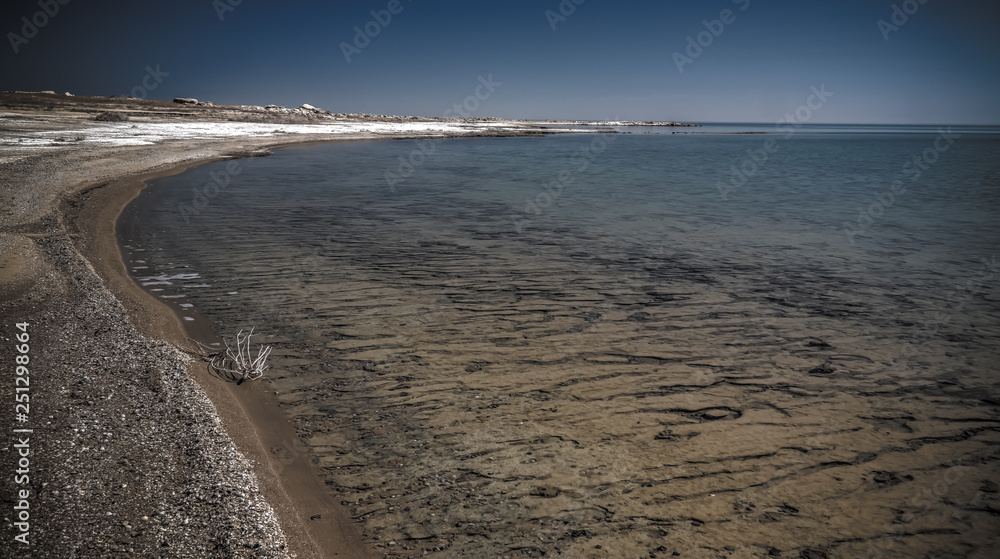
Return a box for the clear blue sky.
[2,0,998,124]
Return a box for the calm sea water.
[122,124,1000,322]
[118,124,1000,554]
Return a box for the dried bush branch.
[206,327,272,384]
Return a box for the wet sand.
[1,143,301,555]
[70,156,374,558]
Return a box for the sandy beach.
[0,92,581,557]
[2,93,998,559]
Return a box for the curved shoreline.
[0,104,573,556]
[2,140,308,555]
[99,133,1000,558]
[94,143,374,559]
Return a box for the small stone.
[700,409,730,420]
[531,486,560,498]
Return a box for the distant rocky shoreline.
[2,90,699,128]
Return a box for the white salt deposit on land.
[0,115,539,150]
